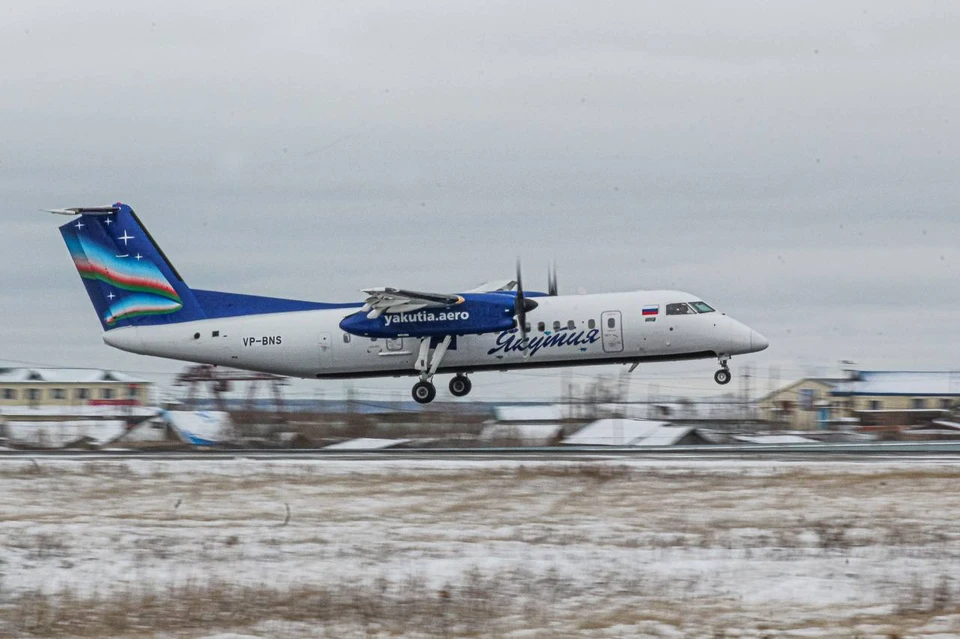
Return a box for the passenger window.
[607,317,615,329]
[538,322,545,332]
[666,303,695,316]
[524,323,531,333]
[343,333,351,343]
[553,321,561,331]
[588,319,596,330]
[567,320,575,330]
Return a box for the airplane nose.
[750,330,769,352]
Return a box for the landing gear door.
[600,311,623,353]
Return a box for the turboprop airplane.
[50,203,768,404]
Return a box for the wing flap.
[465,279,517,293]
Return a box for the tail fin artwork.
[57,203,206,330]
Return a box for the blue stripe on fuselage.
[191,289,361,319]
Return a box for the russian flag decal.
[642,305,659,316]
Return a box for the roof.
[930,420,960,431]
[480,423,564,442]
[833,371,960,397]
[493,404,564,422]
[4,420,129,448]
[0,405,158,419]
[759,377,845,402]
[163,410,232,446]
[324,438,410,450]
[0,368,149,385]
[562,419,686,446]
[734,435,818,444]
[636,425,695,446]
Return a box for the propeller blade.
[547,262,558,296]
[514,258,527,342]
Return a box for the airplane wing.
[465,279,517,293]
[360,287,463,318]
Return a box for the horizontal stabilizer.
[44,205,121,216]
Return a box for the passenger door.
[600,310,624,353]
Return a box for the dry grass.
[8,571,960,638]
[3,568,574,637]
[6,458,960,637]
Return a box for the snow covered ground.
[3,456,960,637]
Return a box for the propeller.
[547,262,558,296]
[514,259,539,344]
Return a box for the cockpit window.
[666,302,696,315]
[690,301,715,313]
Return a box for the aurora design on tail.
[58,203,197,329]
[63,231,183,325]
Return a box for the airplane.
[49,203,768,404]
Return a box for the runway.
[4,440,960,461]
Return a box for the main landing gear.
[412,380,437,403]
[449,374,472,397]
[410,336,473,404]
[714,356,732,385]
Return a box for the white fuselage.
[102,290,766,380]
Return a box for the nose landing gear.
[714,356,732,385]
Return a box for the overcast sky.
[1,1,958,402]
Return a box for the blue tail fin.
[59,203,206,330]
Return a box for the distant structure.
[757,377,846,429]
[562,418,710,446]
[173,364,288,414]
[759,370,960,430]
[0,367,151,408]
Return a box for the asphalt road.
[3,441,960,461]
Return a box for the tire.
[412,381,437,404]
[714,369,732,385]
[449,375,472,397]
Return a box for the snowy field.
[3,457,960,637]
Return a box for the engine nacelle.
[339,293,519,338]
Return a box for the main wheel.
[714,368,732,385]
[412,380,437,404]
[449,375,472,397]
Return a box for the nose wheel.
[449,374,472,397]
[412,380,437,404]
[714,367,732,385]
